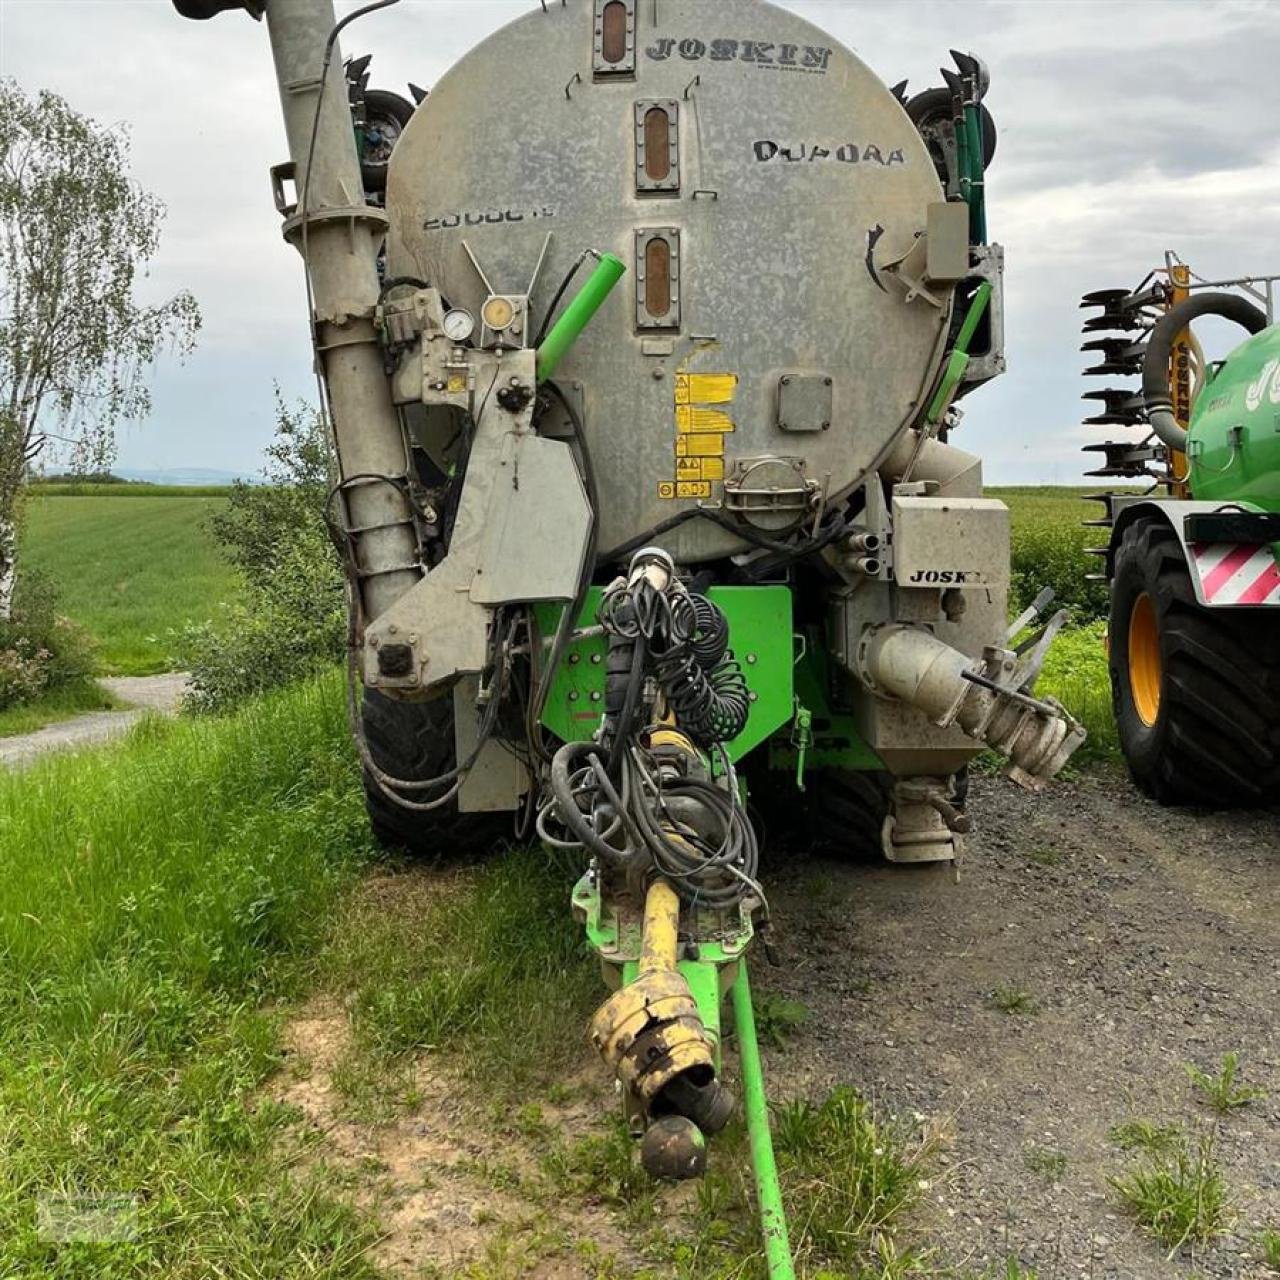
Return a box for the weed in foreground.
[989,986,1038,1016]
[995,1263,1040,1280]
[1184,1051,1265,1113]
[1110,1130,1230,1253]
[0,673,383,1277]
[1259,1226,1280,1269]
[1109,1118,1184,1156]
[751,992,811,1049]
[1024,847,1062,867]
[1022,1146,1067,1181]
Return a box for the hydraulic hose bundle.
[538,549,761,910]
[598,577,750,750]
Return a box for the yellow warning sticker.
[675,433,727,458]
[676,457,725,482]
[675,372,738,405]
[676,406,735,434]
[662,367,738,499]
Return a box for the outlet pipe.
[265,0,422,622]
[732,964,795,1280]
[536,254,627,383]
[1143,291,1268,454]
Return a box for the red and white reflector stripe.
[1191,543,1280,606]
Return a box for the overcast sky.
[2,0,1277,482]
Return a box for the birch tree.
[0,80,201,614]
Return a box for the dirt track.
[761,770,1280,1277]
[0,673,188,767]
[279,769,1280,1278]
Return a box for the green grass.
[1110,1130,1230,1253]
[1022,1146,1067,1181]
[0,678,118,737]
[0,672,384,1278]
[1259,1226,1280,1268]
[750,992,810,1049]
[1109,1118,1185,1156]
[1184,1052,1265,1113]
[989,986,1038,1016]
[31,482,236,498]
[22,495,239,675]
[322,850,599,1090]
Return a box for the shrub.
[0,570,95,710]
[180,399,345,712]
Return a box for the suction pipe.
[1142,291,1268,454]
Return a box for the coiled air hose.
[539,572,762,909]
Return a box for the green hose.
[964,103,987,244]
[733,963,795,1280]
[536,253,626,383]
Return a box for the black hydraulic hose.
[1143,291,1268,452]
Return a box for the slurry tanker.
[172,1,1085,1269]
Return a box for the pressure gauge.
[442,308,475,343]
[481,295,517,332]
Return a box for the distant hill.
[115,466,255,486]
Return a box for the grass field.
[31,482,236,498]
[22,494,239,675]
[0,675,384,1278]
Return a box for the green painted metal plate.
[769,632,882,774]
[535,585,794,762]
[1189,324,1280,512]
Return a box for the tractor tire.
[1109,518,1280,807]
[807,769,894,859]
[905,87,998,167]
[360,89,414,193]
[360,689,510,857]
[749,761,891,860]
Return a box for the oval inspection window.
[644,106,671,182]
[644,238,671,318]
[601,1,628,65]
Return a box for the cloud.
[1,0,1274,483]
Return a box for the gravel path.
[759,771,1280,1277]
[0,673,189,768]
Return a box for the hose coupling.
[588,879,733,1177]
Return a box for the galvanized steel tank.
[387,0,951,561]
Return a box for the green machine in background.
[1081,255,1280,809]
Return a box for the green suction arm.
[536,252,627,383]
[733,963,795,1280]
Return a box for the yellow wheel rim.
[1129,592,1162,727]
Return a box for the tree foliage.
[0,79,200,597]
[180,398,345,713]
